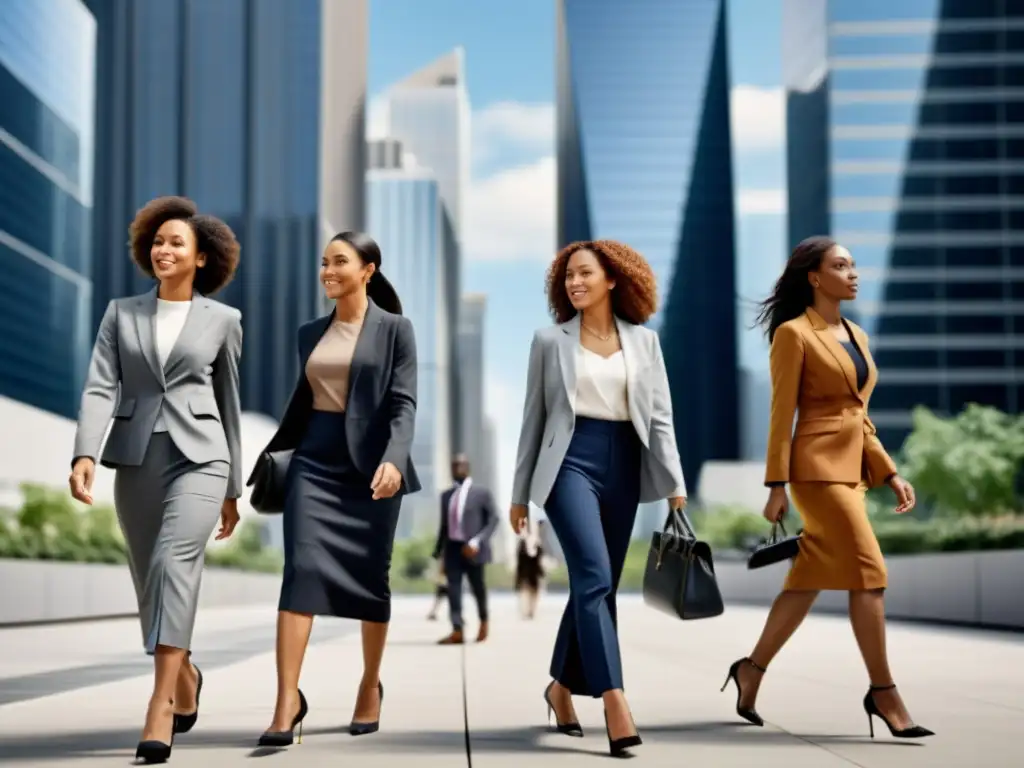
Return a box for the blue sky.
[368,0,787,503]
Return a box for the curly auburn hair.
[128,196,240,296]
[545,240,658,325]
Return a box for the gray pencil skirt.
[113,432,228,654]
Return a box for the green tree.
[899,404,1024,517]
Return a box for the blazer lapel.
[805,307,863,401]
[163,293,209,374]
[556,315,580,409]
[134,288,164,386]
[346,299,384,407]
[848,321,878,396]
[614,317,650,446]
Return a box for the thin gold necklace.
[581,322,614,342]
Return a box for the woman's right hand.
[509,503,529,534]
[69,458,96,505]
[762,486,788,523]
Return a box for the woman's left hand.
[668,495,687,511]
[887,474,916,514]
[371,462,403,500]
[216,498,240,540]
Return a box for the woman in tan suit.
[722,236,933,739]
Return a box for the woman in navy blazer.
[251,232,420,748]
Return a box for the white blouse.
[574,346,630,422]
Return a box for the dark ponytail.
[330,230,403,315]
[754,235,836,342]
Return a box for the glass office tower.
[0,0,96,418]
[557,0,739,498]
[367,156,453,538]
[785,0,1024,451]
[83,0,367,419]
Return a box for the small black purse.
[247,449,294,514]
[642,505,725,621]
[746,519,802,570]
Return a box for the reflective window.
[0,133,89,275]
[0,242,89,418]
[0,63,80,183]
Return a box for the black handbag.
[247,449,294,514]
[746,519,802,570]
[642,505,725,621]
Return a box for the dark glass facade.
[84,0,325,418]
[0,0,96,418]
[557,0,739,496]
[786,0,1024,451]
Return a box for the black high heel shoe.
[721,657,765,726]
[863,684,934,739]
[349,681,384,736]
[136,703,175,764]
[135,736,173,765]
[257,689,309,747]
[173,664,203,734]
[543,681,583,737]
[603,710,642,758]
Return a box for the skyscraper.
[784,0,1024,450]
[83,0,367,419]
[557,0,740,499]
[366,139,453,538]
[458,293,487,483]
[0,0,97,419]
[379,49,470,454]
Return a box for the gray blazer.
[72,287,244,498]
[248,298,421,494]
[511,313,686,509]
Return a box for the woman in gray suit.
[509,240,687,758]
[253,231,420,748]
[69,196,243,763]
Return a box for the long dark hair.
[754,235,836,342]
[330,231,403,315]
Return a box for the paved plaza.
[0,593,1018,766]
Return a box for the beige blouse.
[574,346,630,421]
[305,318,363,412]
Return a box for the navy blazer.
[251,298,421,495]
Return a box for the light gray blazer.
[72,287,244,499]
[511,313,686,509]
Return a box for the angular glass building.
[83,0,366,419]
[557,0,740,498]
[0,0,97,418]
[367,152,453,538]
[785,0,1024,451]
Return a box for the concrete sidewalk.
[0,594,1018,766]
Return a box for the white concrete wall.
[0,395,280,546]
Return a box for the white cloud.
[472,101,555,165]
[730,85,785,152]
[737,188,787,216]
[465,155,555,261]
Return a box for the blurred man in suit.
[433,453,499,644]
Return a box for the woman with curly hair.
[722,236,933,740]
[69,195,243,763]
[509,240,686,758]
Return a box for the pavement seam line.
[460,641,473,767]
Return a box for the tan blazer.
[764,307,897,488]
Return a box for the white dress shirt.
[448,476,483,548]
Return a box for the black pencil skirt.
[278,410,402,623]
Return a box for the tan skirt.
[784,481,887,591]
